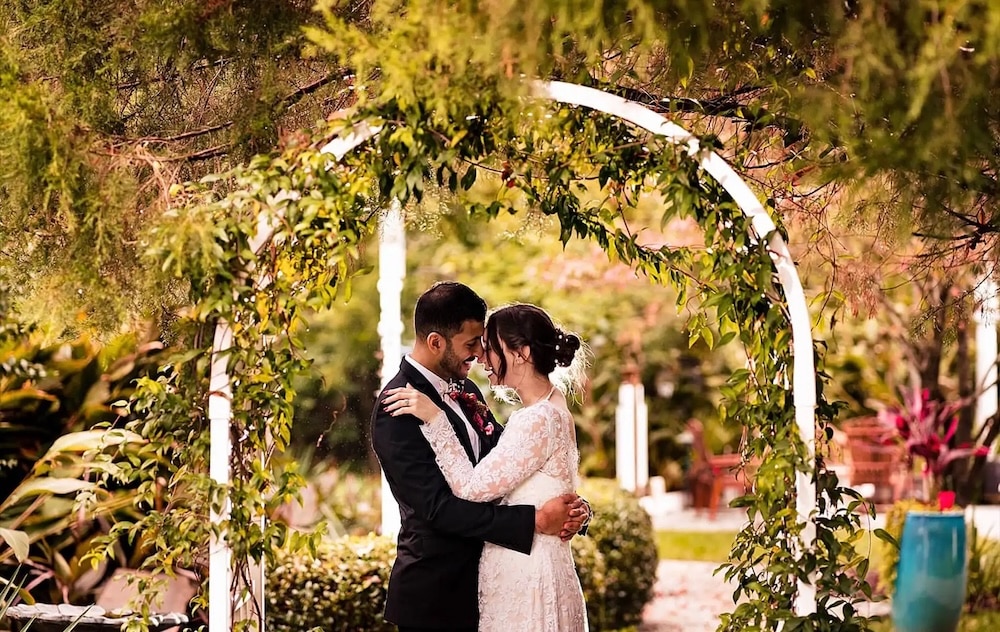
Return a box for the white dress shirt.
[404,355,481,460]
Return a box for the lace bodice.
[420,399,580,506]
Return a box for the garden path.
[639,503,895,630]
[640,559,731,632]
[639,505,743,632]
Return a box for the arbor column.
[207,123,382,632]
[532,81,819,615]
[208,324,234,632]
[975,276,998,430]
[377,200,406,538]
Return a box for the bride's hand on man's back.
[384,384,444,424]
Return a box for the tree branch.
[598,80,802,136]
[121,122,235,145]
[114,58,234,90]
[160,144,232,163]
[278,71,344,111]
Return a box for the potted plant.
[878,385,988,632]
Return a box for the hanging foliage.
[83,74,879,631]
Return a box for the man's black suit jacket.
[371,359,535,629]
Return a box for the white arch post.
[207,83,818,630]
[377,199,405,538]
[616,379,649,495]
[532,81,818,614]
[975,275,999,430]
[206,123,381,632]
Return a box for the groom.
[371,281,588,632]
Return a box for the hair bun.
[485,303,587,393]
[553,331,581,367]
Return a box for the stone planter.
[5,604,188,632]
[891,511,967,632]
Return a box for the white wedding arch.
[206,80,818,631]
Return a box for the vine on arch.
[97,84,874,632]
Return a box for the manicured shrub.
[266,534,396,632]
[570,529,607,626]
[577,477,659,630]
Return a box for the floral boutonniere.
[445,383,495,436]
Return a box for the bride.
[385,303,588,632]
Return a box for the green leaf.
[0,527,29,563]
[701,326,715,349]
[873,528,899,550]
[0,388,58,410]
[2,478,97,510]
[47,430,143,454]
[688,328,701,348]
[460,166,477,190]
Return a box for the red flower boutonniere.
[446,385,495,436]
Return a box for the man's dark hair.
[414,282,487,339]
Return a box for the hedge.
[266,478,658,631]
[266,535,397,632]
[576,477,660,629]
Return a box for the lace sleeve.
[420,406,556,502]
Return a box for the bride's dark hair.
[484,303,586,393]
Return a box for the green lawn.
[655,530,737,562]
[656,528,886,570]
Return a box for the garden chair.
[686,420,756,520]
[842,417,910,504]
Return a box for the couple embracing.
[371,282,591,632]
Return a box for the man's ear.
[426,332,446,355]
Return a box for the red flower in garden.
[879,386,988,484]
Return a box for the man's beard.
[440,343,471,380]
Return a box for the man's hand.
[535,493,587,536]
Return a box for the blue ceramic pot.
[891,511,967,632]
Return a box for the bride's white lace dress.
[421,397,588,632]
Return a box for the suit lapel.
[400,361,478,463]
